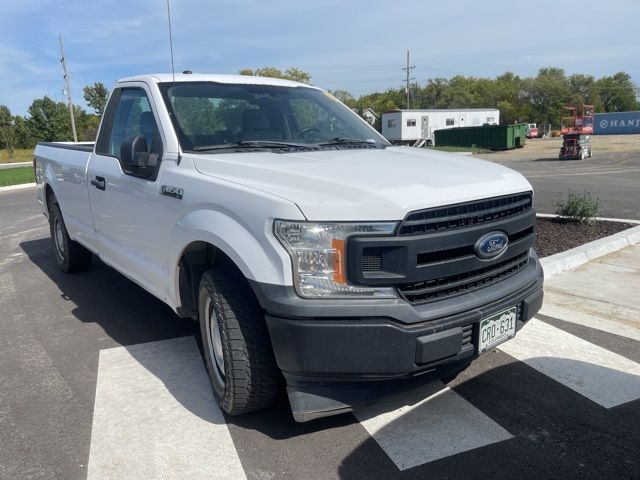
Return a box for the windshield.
[159,82,388,151]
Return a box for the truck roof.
[117,73,316,89]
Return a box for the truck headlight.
[274,220,398,298]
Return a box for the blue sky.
[1,0,639,115]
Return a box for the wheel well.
[176,242,247,319]
[44,184,56,212]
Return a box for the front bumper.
[250,250,544,421]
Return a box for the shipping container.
[381,108,500,145]
[593,111,640,135]
[434,124,527,150]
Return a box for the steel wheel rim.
[204,296,225,386]
[53,218,65,259]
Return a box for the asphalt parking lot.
[479,136,640,220]
[1,187,639,480]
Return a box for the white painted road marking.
[354,381,513,470]
[499,318,640,408]
[541,290,640,342]
[87,336,246,480]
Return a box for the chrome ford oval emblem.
[475,231,509,260]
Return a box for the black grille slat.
[361,248,382,272]
[404,253,528,297]
[462,325,473,344]
[399,193,532,236]
[398,252,529,305]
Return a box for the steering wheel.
[297,126,322,140]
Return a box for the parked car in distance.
[526,123,539,138]
[34,73,544,422]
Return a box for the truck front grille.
[398,192,533,236]
[397,251,529,304]
[347,192,536,306]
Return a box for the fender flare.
[41,164,60,213]
[165,209,293,308]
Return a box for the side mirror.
[120,135,149,167]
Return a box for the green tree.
[83,82,109,116]
[523,68,571,127]
[74,107,101,141]
[568,74,601,109]
[596,72,639,112]
[27,96,73,142]
[0,105,17,157]
[328,89,356,107]
[239,66,312,84]
[417,78,450,109]
[13,116,34,149]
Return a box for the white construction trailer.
[382,108,500,146]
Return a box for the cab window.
[98,88,163,181]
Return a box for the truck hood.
[191,146,533,221]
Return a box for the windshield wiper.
[316,137,381,147]
[193,140,317,151]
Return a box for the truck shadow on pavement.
[19,236,351,431]
[19,237,223,423]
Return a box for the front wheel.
[198,266,280,415]
[49,202,92,273]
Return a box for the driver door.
[87,84,174,298]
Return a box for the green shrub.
[554,190,600,223]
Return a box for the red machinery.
[561,104,594,134]
[559,105,594,160]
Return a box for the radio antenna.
[166,0,176,82]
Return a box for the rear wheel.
[48,201,92,273]
[198,265,280,415]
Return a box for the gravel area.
[535,217,635,257]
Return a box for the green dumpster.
[434,124,526,150]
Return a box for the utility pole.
[402,50,415,109]
[59,35,78,142]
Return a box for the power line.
[59,35,78,142]
[402,50,415,109]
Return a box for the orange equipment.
[560,104,594,135]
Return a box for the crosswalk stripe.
[354,381,513,471]
[87,336,246,480]
[498,318,640,408]
[540,290,640,342]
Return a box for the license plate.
[478,306,517,353]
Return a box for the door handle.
[90,176,106,191]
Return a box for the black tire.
[198,266,280,415]
[49,201,92,273]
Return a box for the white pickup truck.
[34,73,543,422]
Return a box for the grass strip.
[0,167,35,187]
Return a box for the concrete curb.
[537,212,640,225]
[0,161,32,170]
[0,183,36,193]
[540,223,640,279]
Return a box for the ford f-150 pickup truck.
[34,73,543,422]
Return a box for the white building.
[361,108,379,125]
[382,108,500,145]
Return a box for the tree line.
[1,67,638,156]
[0,83,108,157]
[332,68,639,130]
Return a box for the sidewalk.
[540,243,640,342]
